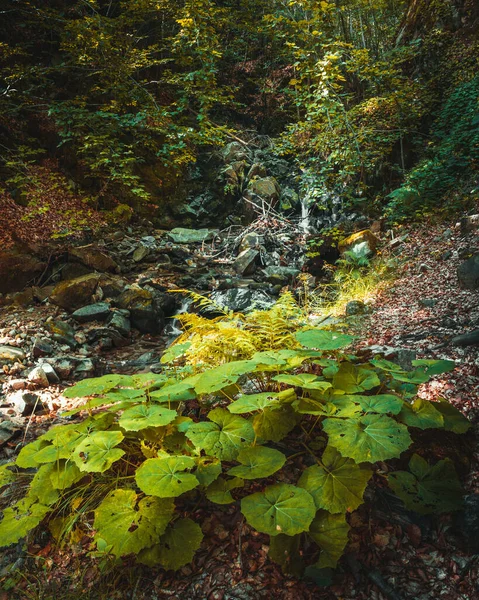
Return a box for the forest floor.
[1,218,478,600]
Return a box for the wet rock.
[233,249,259,276]
[116,286,164,334]
[345,300,367,316]
[167,228,217,244]
[0,346,26,363]
[46,320,77,348]
[338,229,379,257]
[248,177,280,204]
[210,288,275,313]
[0,419,20,447]
[69,245,118,273]
[98,275,126,299]
[28,366,49,387]
[71,302,111,324]
[262,266,300,285]
[0,247,45,294]
[457,254,479,290]
[32,338,53,358]
[132,245,150,262]
[9,391,41,416]
[222,141,249,163]
[50,273,100,310]
[107,311,131,336]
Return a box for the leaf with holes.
[206,476,244,504]
[94,489,174,557]
[194,360,257,395]
[388,454,463,514]
[195,457,222,487]
[273,373,332,392]
[295,329,354,350]
[333,363,380,394]
[252,405,299,442]
[119,404,177,431]
[135,456,198,498]
[0,498,51,547]
[333,394,403,416]
[298,446,372,513]
[309,511,350,569]
[72,431,125,473]
[241,484,316,536]
[324,414,412,462]
[138,518,203,570]
[49,460,83,491]
[228,446,286,479]
[397,399,444,429]
[149,380,197,403]
[186,408,254,461]
[228,393,280,414]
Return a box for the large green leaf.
[161,342,191,364]
[392,369,430,384]
[205,476,244,504]
[273,373,331,392]
[252,405,299,442]
[298,446,372,513]
[0,498,51,547]
[16,439,53,468]
[0,463,15,487]
[49,460,83,490]
[138,518,203,570]
[228,393,280,414]
[194,456,222,487]
[94,489,174,557]
[295,329,354,350]
[388,454,463,514]
[434,399,471,433]
[119,404,177,431]
[149,380,197,403]
[370,358,406,373]
[241,484,316,536]
[397,399,444,429]
[332,394,403,417]
[411,359,456,375]
[29,464,60,505]
[63,374,133,398]
[72,431,125,473]
[194,360,257,395]
[309,511,350,569]
[269,534,303,577]
[186,408,254,460]
[135,456,198,498]
[323,414,412,462]
[333,363,380,394]
[228,446,286,479]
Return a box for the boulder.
[0,248,45,294]
[116,286,164,334]
[50,273,100,310]
[9,391,41,416]
[457,254,479,289]
[32,338,53,358]
[247,163,267,180]
[71,302,111,324]
[46,320,77,348]
[28,366,49,387]
[107,311,131,336]
[234,249,259,276]
[167,228,217,244]
[248,177,281,204]
[262,266,300,285]
[338,229,379,257]
[210,288,275,313]
[98,275,126,298]
[239,232,264,253]
[222,141,249,163]
[69,245,118,273]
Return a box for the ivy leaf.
[72,431,125,473]
[295,329,354,350]
[273,373,332,391]
[94,489,174,557]
[397,398,444,429]
[195,456,222,487]
[323,414,412,462]
[388,454,463,514]
[298,446,372,513]
[194,360,257,395]
[228,446,286,479]
[0,498,51,547]
[411,359,456,375]
[252,405,299,442]
[135,456,198,498]
[186,408,254,460]
[228,393,280,414]
[269,534,304,577]
[434,399,471,433]
[333,363,380,393]
[241,484,316,536]
[206,476,244,504]
[309,511,350,569]
[138,518,203,570]
[119,404,177,431]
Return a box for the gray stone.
[71,302,111,324]
[222,141,249,163]
[460,214,479,235]
[0,346,26,363]
[116,286,164,334]
[107,312,131,336]
[9,391,41,416]
[167,228,217,244]
[46,320,77,348]
[49,358,76,379]
[262,266,300,285]
[248,177,281,203]
[458,254,479,289]
[345,300,366,316]
[39,363,60,384]
[28,367,49,387]
[32,338,53,358]
[87,327,126,348]
[233,249,259,276]
[210,289,275,313]
[74,359,96,379]
[133,245,150,263]
[98,275,126,298]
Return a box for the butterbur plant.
[0,327,471,580]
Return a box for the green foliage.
[0,297,470,579]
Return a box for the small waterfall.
[163,299,191,339]
[300,197,311,233]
